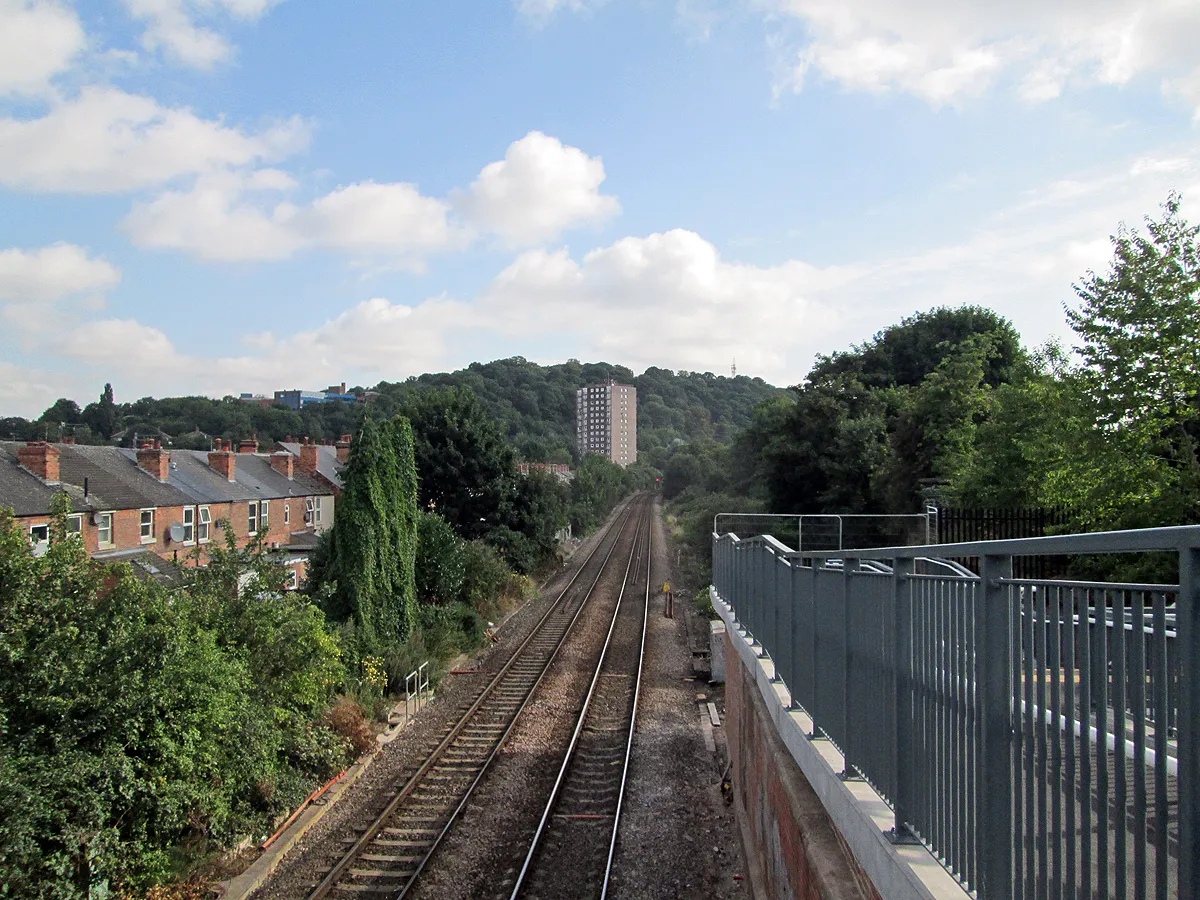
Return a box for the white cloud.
[0,243,121,303]
[771,0,1200,113]
[482,229,849,377]
[124,171,460,264]
[0,0,86,95]
[455,131,620,247]
[56,317,181,371]
[514,0,594,23]
[298,182,459,257]
[48,294,469,402]
[125,132,616,263]
[0,360,69,414]
[122,170,306,260]
[124,0,282,68]
[0,86,309,193]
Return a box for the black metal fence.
[935,506,1070,579]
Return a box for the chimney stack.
[336,433,352,464]
[18,441,60,483]
[298,437,320,476]
[208,439,236,482]
[136,440,170,481]
[238,438,258,454]
[269,451,294,480]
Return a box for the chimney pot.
[298,441,320,476]
[269,451,295,480]
[18,441,60,483]
[136,443,171,482]
[208,445,236,482]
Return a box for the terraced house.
[0,439,336,588]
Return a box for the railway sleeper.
[359,852,422,864]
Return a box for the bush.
[416,511,466,605]
[323,696,376,758]
[0,499,352,896]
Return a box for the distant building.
[239,393,274,407]
[273,383,359,411]
[517,461,572,481]
[576,381,637,466]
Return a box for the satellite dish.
[169,522,186,542]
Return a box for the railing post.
[809,561,820,738]
[841,556,860,778]
[977,554,1013,900]
[1179,544,1200,898]
[890,555,916,842]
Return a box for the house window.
[140,509,155,543]
[260,500,269,529]
[285,569,299,590]
[248,501,259,535]
[29,524,49,546]
[67,515,82,535]
[284,503,290,525]
[97,512,113,547]
[305,496,323,526]
[198,506,211,543]
[182,507,194,544]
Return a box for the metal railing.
[712,526,1200,900]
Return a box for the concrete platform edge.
[712,588,969,900]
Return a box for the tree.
[317,415,419,647]
[1067,193,1200,430]
[0,495,348,896]
[38,398,81,427]
[402,387,517,540]
[81,383,119,440]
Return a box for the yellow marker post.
[662,582,671,594]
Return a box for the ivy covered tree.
[317,415,419,647]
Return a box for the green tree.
[402,387,518,540]
[317,415,419,647]
[0,496,349,896]
[81,383,119,440]
[1067,193,1200,430]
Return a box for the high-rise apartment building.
[576,381,637,466]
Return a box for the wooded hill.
[371,358,782,461]
[6,358,783,462]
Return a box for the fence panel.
[711,526,1196,900]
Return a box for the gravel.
[248,496,748,900]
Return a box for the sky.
[2,0,1199,417]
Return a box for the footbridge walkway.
[711,521,1198,900]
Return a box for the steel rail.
[600,502,653,899]
[306,496,645,900]
[508,498,653,899]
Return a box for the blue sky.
[2,0,1198,417]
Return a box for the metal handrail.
[712,524,1199,900]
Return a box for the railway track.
[506,495,653,900]
[305,497,649,900]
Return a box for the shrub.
[323,696,376,758]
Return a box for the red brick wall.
[725,631,882,900]
[16,497,324,578]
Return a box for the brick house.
[0,439,336,589]
[278,436,348,496]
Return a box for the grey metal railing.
[712,526,1200,900]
